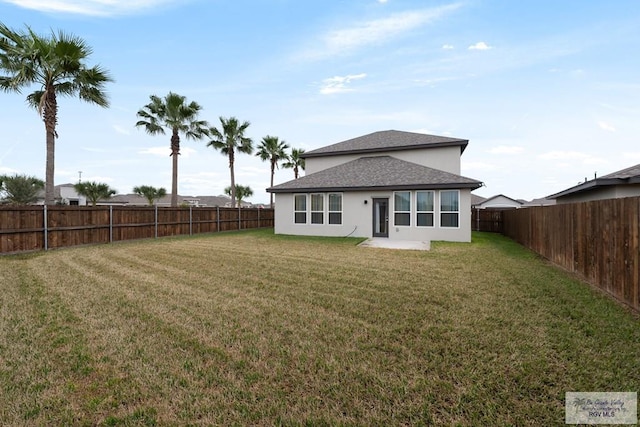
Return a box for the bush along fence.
[0,205,274,254]
[501,197,639,312]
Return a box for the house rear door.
[372,198,389,237]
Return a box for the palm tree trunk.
[270,159,275,208]
[43,89,57,205]
[229,149,236,207]
[294,165,299,179]
[170,130,180,207]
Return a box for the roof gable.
[303,130,468,158]
[478,194,524,207]
[268,156,482,193]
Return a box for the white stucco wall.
[273,189,472,242]
[59,185,87,205]
[305,146,462,175]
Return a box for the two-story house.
[267,130,482,243]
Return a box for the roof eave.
[268,181,482,193]
[547,178,623,199]
[302,140,469,158]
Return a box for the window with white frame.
[416,191,435,227]
[311,193,324,224]
[394,191,411,226]
[328,193,342,225]
[440,190,459,228]
[294,194,307,224]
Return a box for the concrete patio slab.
[358,238,430,251]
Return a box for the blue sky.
[1,0,639,204]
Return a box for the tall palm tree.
[0,173,44,205]
[133,185,167,206]
[207,117,253,208]
[224,184,253,207]
[74,181,116,206]
[283,148,306,179]
[136,92,209,207]
[0,24,113,205]
[256,135,289,208]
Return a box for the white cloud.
[537,151,606,166]
[320,73,367,94]
[1,0,183,16]
[139,146,197,158]
[488,145,524,154]
[0,166,19,175]
[302,3,462,59]
[538,150,589,161]
[468,41,492,50]
[113,124,131,135]
[442,44,455,50]
[597,121,616,132]
[378,0,388,3]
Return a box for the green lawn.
[0,230,638,426]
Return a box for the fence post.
[217,206,220,232]
[258,208,260,228]
[238,206,241,230]
[109,205,113,243]
[155,205,158,239]
[189,206,193,236]
[43,205,48,251]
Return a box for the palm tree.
[256,135,289,208]
[0,173,44,205]
[135,92,209,207]
[207,117,253,208]
[133,185,167,206]
[0,24,113,205]
[74,181,116,206]
[224,184,253,207]
[283,148,306,179]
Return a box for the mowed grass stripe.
[0,229,638,425]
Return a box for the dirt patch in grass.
[0,229,638,425]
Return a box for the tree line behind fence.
[0,206,274,253]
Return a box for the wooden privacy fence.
[471,208,504,233]
[502,197,639,312]
[0,205,274,254]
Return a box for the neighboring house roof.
[522,197,556,207]
[105,194,241,207]
[471,194,487,207]
[303,130,469,158]
[475,194,524,209]
[547,163,640,199]
[268,156,482,193]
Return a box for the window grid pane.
[441,213,459,227]
[328,194,342,211]
[329,212,342,224]
[294,195,306,211]
[328,194,342,225]
[417,213,434,227]
[440,191,459,212]
[394,192,410,212]
[440,191,459,228]
[311,194,323,211]
[417,191,434,212]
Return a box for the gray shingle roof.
[268,156,482,193]
[600,163,640,179]
[548,163,640,199]
[303,130,468,158]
